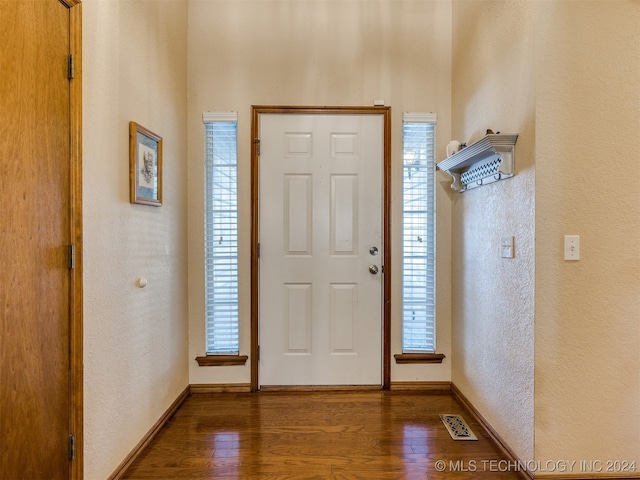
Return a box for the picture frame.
[129,121,162,206]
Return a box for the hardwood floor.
[123,391,525,479]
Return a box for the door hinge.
[68,244,76,270]
[68,54,75,80]
[257,345,260,361]
[257,243,260,259]
[68,434,76,460]
[254,138,260,156]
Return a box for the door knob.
[369,265,379,275]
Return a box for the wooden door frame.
[64,0,83,478]
[250,105,391,392]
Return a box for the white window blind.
[402,113,436,353]
[204,112,239,355]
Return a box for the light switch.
[564,235,580,261]
[501,236,514,258]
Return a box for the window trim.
[195,355,248,367]
[202,112,240,359]
[394,353,445,364]
[399,112,438,359]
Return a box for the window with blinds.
[204,112,239,355]
[402,113,436,353]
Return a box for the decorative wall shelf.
[437,134,518,192]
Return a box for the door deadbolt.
[369,246,379,256]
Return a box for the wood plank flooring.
[122,391,525,479]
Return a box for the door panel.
[258,113,383,387]
[0,1,72,478]
[284,175,312,254]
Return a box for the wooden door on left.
[0,1,81,478]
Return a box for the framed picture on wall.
[129,121,162,206]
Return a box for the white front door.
[258,112,384,387]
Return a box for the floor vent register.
[439,414,478,441]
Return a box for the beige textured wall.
[451,0,640,469]
[534,0,640,468]
[450,0,535,463]
[82,2,189,478]
[187,0,454,385]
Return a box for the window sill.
[196,355,248,367]
[394,353,445,364]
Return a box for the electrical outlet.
[564,235,580,261]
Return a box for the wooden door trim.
[250,105,392,392]
[59,0,81,7]
[69,2,83,479]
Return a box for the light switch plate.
[564,235,580,260]
[501,236,514,258]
